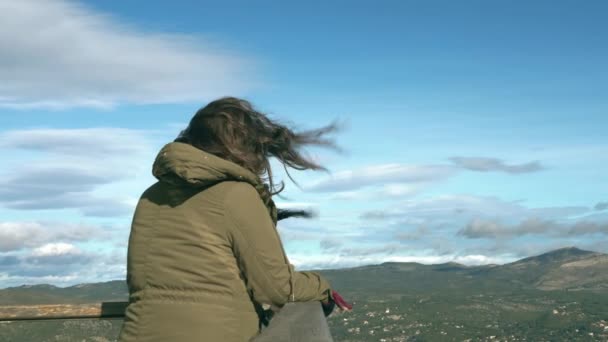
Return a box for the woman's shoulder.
[214,181,261,204]
[216,181,271,224]
[135,180,260,210]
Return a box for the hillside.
[321,247,608,294]
[1,247,607,341]
[1,247,606,305]
[0,281,127,306]
[473,247,608,291]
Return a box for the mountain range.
[322,246,608,293]
[1,247,607,341]
[1,247,606,306]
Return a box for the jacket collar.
[152,142,278,226]
[152,142,260,188]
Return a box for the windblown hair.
[176,97,339,220]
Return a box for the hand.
[331,290,353,312]
[321,290,353,316]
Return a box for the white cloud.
[290,252,515,270]
[596,201,608,211]
[360,194,526,222]
[329,183,427,201]
[459,218,608,239]
[0,239,127,287]
[382,183,421,197]
[0,273,80,287]
[277,221,332,242]
[387,254,510,266]
[0,0,255,109]
[359,195,591,224]
[305,164,455,193]
[274,201,319,210]
[449,157,544,174]
[0,128,154,216]
[306,157,546,196]
[327,193,606,269]
[0,222,43,252]
[0,128,150,157]
[31,242,81,257]
[0,221,110,252]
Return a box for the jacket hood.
[152,142,260,188]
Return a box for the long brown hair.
[176,97,339,219]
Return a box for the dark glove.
[321,296,335,317]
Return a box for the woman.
[118,97,351,342]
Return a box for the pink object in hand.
[331,290,353,311]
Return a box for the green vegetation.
[1,247,607,341]
[0,319,122,342]
[325,285,608,341]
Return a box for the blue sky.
[0,0,607,287]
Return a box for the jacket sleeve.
[224,182,331,308]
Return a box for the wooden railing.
[0,301,333,342]
[0,302,127,321]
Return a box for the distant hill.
[478,247,608,291]
[0,247,606,306]
[1,247,608,341]
[320,247,608,294]
[527,248,608,290]
[0,281,127,305]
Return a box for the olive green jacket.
[118,142,331,342]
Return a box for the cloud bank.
[304,156,543,200]
[0,221,108,252]
[449,157,544,174]
[0,0,254,109]
[0,128,152,217]
[595,202,608,211]
[459,218,608,239]
[305,164,455,193]
[0,221,127,287]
